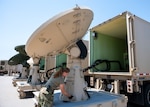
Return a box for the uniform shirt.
[45,71,65,91]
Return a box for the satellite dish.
[8,53,30,65]
[15,45,28,55]
[25,6,93,58]
[8,45,30,65]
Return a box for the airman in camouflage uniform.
[38,68,73,107]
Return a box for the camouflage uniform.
[38,71,65,107]
[38,87,54,107]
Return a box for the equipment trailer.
[33,89,127,107]
[89,11,150,107]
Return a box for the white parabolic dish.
[25,6,93,58]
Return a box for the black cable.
[91,59,110,72]
[83,59,122,72]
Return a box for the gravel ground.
[0,75,35,107]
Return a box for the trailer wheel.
[34,103,38,107]
[12,81,15,86]
[144,85,150,107]
[13,82,17,87]
[13,84,17,87]
[19,91,26,99]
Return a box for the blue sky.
[1,0,150,60]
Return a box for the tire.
[34,103,38,107]
[144,85,150,107]
[19,91,26,99]
[13,82,17,87]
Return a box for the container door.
[127,15,150,73]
